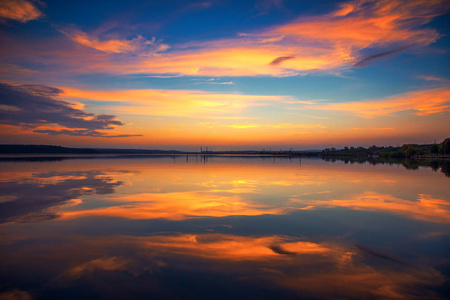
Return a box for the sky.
[0,0,449,151]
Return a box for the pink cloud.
[58,26,169,54]
[0,0,42,23]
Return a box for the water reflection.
[62,191,287,220]
[0,170,127,223]
[0,232,445,300]
[45,160,449,225]
[0,157,449,299]
[290,192,450,224]
[321,156,450,177]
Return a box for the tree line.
[321,138,450,158]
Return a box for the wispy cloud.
[304,87,450,118]
[58,26,169,54]
[62,87,294,117]
[255,0,284,15]
[290,113,331,120]
[228,123,326,130]
[229,124,260,129]
[269,56,295,66]
[417,75,448,82]
[351,127,395,132]
[198,78,235,85]
[33,129,142,138]
[0,0,43,23]
[133,0,447,76]
[353,46,409,67]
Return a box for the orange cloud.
[308,87,450,118]
[62,87,292,117]
[333,2,357,17]
[263,0,442,49]
[91,0,445,77]
[96,0,445,75]
[149,0,445,76]
[8,0,446,77]
[58,87,331,142]
[134,45,349,76]
[0,0,42,22]
[59,27,169,54]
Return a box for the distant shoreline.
[1,142,449,160]
[1,152,448,178]
[0,152,313,159]
[1,152,449,160]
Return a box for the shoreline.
[1,152,449,159]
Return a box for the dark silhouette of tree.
[440,138,450,155]
[401,144,422,157]
[430,143,439,155]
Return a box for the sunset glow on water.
[1,157,449,299]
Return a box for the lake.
[1,156,449,299]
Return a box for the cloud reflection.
[61,191,287,220]
[2,160,449,227]
[61,184,449,225]
[16,233,444,299]
[291,191,450,224]
[0,289,32,300]
[1,159,449,299]
[0,170,127,224]
[62,257,129,280]
[112,233,446,298]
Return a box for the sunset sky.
[0,0,449,150]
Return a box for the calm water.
[1,156,449,299]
